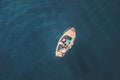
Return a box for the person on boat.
[62,38,66,44]
[58,35,72,52]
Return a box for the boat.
[55,27,76,57]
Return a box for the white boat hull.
[55,27,76,57]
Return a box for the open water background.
[0,0,120,80]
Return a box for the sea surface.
[0,0,120,80]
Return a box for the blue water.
[0,0,120,80]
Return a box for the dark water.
[0,0,120,80]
